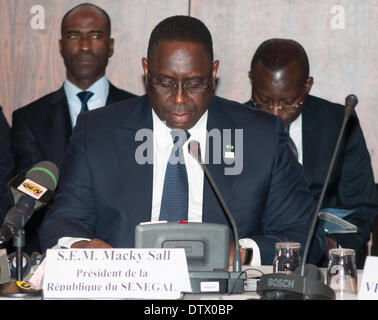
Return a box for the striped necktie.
[159,130,191,221]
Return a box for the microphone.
[300,94,357,276]
[0,161,58,298]
[188,140,244,293]
[345,94,358,109]
[257,94,358,300]
[0,161,59,245]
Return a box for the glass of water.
[273,242,301,274]
[327,248,358,299]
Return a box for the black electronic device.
[0,161,58,245]
[135,222,238,294]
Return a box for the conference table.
[1,264,363,300]
[184,265,363,300]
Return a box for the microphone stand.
[300,104,354,276]
[0,227,41,298]
[188,142,245,294]
[257,94,358,300]
[14,228,25,281]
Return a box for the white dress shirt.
[63,76,110,127]
[150,108,207,222]
[288,113,303,165]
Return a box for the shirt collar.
[288,113,302,136]
[63,76,109,107]
[152,108,208,152]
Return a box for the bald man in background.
[10,3,136,255]
[245,38,378,268]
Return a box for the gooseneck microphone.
[188,141,242,274]
[257,94,358,300]
[0,161,59,245]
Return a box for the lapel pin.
[225,145,234,159]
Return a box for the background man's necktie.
[159,130,190,221]
[77,91,94,113]
[286,125,298,160]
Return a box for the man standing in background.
[10,3,136,255]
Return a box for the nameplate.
[358,256,378,300]
[43,248,192,299]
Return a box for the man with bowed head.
[40,16,325,266]
[11,3,136,254]
[245,38,377,267]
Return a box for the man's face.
[249,60,312,127]
[60,7,114,89]
[142,40,219,130]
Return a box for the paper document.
[319,208,357,234]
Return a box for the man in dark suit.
[245,38,378,268]
[12,3,136,175]
[10,4,136,254]
[40,16,325,266]
[0,107,14,225]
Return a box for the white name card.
[358,256,378,300]
[43,248,192,299]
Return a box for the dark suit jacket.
[10,83,136,254]
[0,107,14,224]
[39,94,325,265]
[11,83,136,174]
[246,95,378,267]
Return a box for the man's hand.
[70,238,112,249]
[229,241,246,267]
[323,236,338,257]
[325,236,337,249]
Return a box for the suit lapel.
[50,82,123,146]
[115,96,153,223]
[202,97,237,223]
[106,83,120,105]
[302,96,322,183]
[49,83,116,153]
[47,87,72,155]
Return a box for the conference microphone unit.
[0,161,59,246]
[257,94,358,300]
[188,140,245,294]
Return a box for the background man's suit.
[11,83,136,174]
[39,94,325,265]
[0,107,14,224]
[246,95,378,267]
[10,83,136,254]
